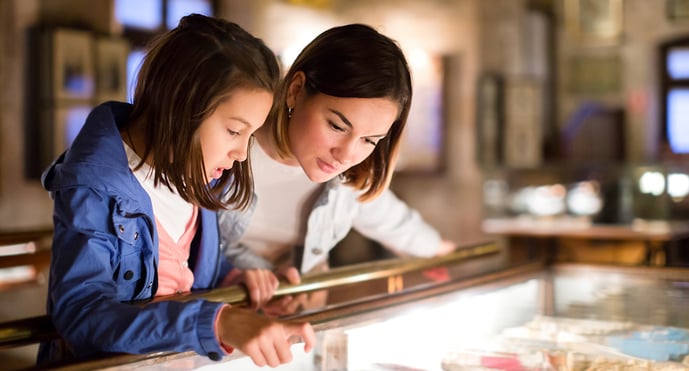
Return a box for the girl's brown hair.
[127,14,279,210]
[268,24,412,201]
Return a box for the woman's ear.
[286,71,306,108]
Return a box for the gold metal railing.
[0,242,499,350]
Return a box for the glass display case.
[3,243,689,370]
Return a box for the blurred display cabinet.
[481,163,689,267]
[482,163,689,223]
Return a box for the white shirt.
[123,141,194,243]
[239,142,320,266]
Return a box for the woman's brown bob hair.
[127,14,280,210]
[267,24,412,201]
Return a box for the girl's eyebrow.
[328,108,388,138]
[229,116,254,128]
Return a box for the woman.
[218,24,455,311]
[39,14,314,368]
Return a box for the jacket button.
[118,225,125,233]
[124,270,134,280]
[147,282,153,288]
[311,248,323,255]
[208,352,221,361]
[133,232,139,240]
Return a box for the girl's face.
[199,88,272,182]
[286,75,399,183]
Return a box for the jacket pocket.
[112,215,147,300]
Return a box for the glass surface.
[193,266,689,369]
[668,47,689,80]
[167,0,212,29]
[552,268,689,327]
[115,0,162,30]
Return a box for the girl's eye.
[364,138,377,146]
[227,129,240,136]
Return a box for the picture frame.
[49,28,95,101]
[476,73,505,167]
[502,78,543,168]
[668,0,689,20]
[52,105,91,158]
[566,54,621,95]
[565,0,623,46]
[95,37,130,103]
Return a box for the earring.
[287,106,293,119]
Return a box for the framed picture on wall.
[49,28,95,101]
[476,73,504,167]
[565,0,623,46]
[52,105,91,158]
[668,0,689,20]
[95,37,130,103]
[502,79,544,168]
[566,54,621,95]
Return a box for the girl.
[39,14,314,368]
[218,24,456,313]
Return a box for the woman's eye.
[227,129,240,136]
[329,121,345,132]
[364,138,377,146]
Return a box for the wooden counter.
[482,217,689,266]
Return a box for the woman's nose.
[333,140,356,167]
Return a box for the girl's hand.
[222,268,279,309]
[216,306,316,367]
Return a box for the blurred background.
[2,0,689,366]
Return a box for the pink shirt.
[155,206,198,296]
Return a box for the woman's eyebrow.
[329,109,352,128]
[329,108,388,137]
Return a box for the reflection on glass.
[167,0,212,29]
[668,47,689,79]
[527,184,567,217]
[667,173,689,202]
[638,171,666,196]
[115,0,162,30]
[668,89,689,153]
[566,181,603,216]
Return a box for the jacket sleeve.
[48,187,226,358]
[217,202,274,270]
[352,188,442,257]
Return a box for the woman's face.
[199,88,273,182]
[287,77,399,183]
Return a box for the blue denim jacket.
[38,102,232,365]
[219,175,442,273]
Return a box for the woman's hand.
[435,239,456,256]
[222,268,279,309]
[262,266,308,317]
[216,306,316,367]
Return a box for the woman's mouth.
[316,158,337,174]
